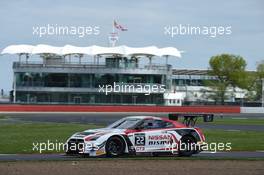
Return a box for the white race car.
[65,116,206,157]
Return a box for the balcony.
[13,61,171,75]
[15,82,166,94]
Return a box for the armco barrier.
[241,107,264,113]
[0,104,240,113]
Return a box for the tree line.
[206,54,264,104]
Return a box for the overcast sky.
[0,0,263,91]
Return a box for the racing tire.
[105,136,126,157]
[151,152,160,157]
[178,135,196,157]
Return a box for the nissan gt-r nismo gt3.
[65,116,206,157]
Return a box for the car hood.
[71,128,125,138]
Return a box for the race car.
[65,116,206,157]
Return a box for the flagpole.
[109,20,115,47]
[110,19,125,47]
[112,20,115,33]
[111,20,118,47]
[113,20,115,47]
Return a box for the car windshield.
[107,118,142,129]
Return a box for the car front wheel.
[105,136,125,157]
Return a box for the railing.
[16,82,165,88]
[16,82,166,94]
[13,61,171,71]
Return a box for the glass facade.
[14,72,166,104]
[173,79,205,86]
[15,73,164,88]
[12,55,171,105]
[16,91,163,105]
[172,75,216,86]
[15,92,164,105]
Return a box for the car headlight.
[90,136,101,141]
[85,135,101,141]
[85,143,99,151]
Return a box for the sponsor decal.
[148,134,172,145]
[135,146,145,151]
[149,140,171,145]
[148,135,172,140]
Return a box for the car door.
[133,119,173,153]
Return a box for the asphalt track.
[0,151,264,161]
[2,112,264,131]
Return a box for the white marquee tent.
[1,44,182,57]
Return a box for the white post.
[13,73,16,103]
[109,20,118,47]
[165,55,168,65]
[26,54,29,64]
[148,56,152,68]
[112,20,115,33]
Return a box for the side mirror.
[134,126,142,130]
[148,122,153,127]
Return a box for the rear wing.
[168,113,214,127]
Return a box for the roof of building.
[172,69,256,76]
[172,69,209,75]
[1,44,182,57]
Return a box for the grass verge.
[194,117,264,125]
[0,123,263,154]
[203,129,264,151]
[0,123,102,154]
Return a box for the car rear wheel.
[105,136,125,157]
[178,135,196,157]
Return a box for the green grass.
[0,122,263,154]
[193,117,264,125]
[204,129,264,151]
[0,115,6,119]
[0,123,103,154]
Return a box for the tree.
[237,61,264,102]
[253,61,264,101]
[207,54,247,104]
[243,71,258,101]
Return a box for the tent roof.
[1,44,34,54]
[1,44,182,57]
